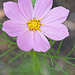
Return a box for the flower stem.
[31,51,42,75]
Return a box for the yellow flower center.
[26,18,44,32]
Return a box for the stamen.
[41,24,44,25]
[26,18,44,32]
[39,18,42,21]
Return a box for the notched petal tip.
[33,0,53,19]
[3,1,9,6]
[59,6,70,14]
[2,22,6,32]
[66,31,69,37]
[41,23,70,41]
[2,27,4,32]
[3,2,6,6]
[3,1,14,6]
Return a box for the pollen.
[26,18,44,32]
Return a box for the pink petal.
[41,6,70,24]
[33,0,53,19]
[33,31,50,52]
[40,23,69,41]
[2,20,28,37]
[17,30,33,51]
[18,0,33,20]
[3,1,27,23]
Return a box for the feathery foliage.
[0,0,75,75]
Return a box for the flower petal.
[41,6,70,24]
[17,30,33,51]
[33,0,53,19]
[33,31,50,52]
[3,1,27,23]
[2,20,28,37]
[18,0,33,20]
[40,23,69,41]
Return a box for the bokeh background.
[0,0,75,75]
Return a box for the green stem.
[8,52,25,64]
[54,40,63,56]
[0,22,3,26]
[0,47,17,57]
[53,58,68,75]
[31,51,41,75]
[47,52,54,66]
[40,54,75,60]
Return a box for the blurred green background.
[0,0,75,75]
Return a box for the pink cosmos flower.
[2,0,69,52]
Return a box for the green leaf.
[8,42,16,48]
[0,22,2,29]
[49,40,56,48]
[54,40,63,56]
[67,57,75,60]
[46,63,58,71]
[53,58,68,75]
[0,22,3,26]
[66,46,75,57]
[0,35,6,40]
[0,41,7,44]
[43,55,47,63]
[0,34,10,42]
[52,56,75,60]
[43,55,58,71]
[8,52,25,64]
[0,26,1,28]
[47,52,54,66]
[12,37,17,41]
[0,47,17,58]
[39,53,75,60]
[0,33,14,43]
[2,32,8,39]
[64,59,75,66]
